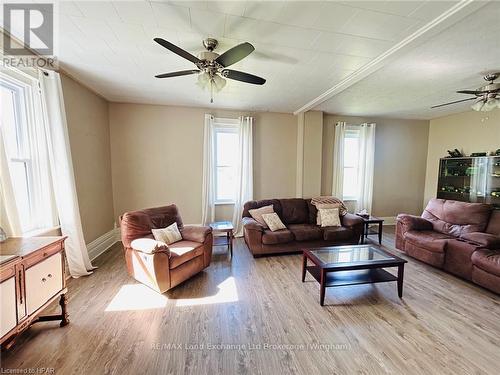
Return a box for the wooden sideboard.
[0,236,69,348]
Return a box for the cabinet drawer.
[0,277,17,338]
[25,253,63,315]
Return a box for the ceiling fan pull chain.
[210,80,214,104]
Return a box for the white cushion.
[151,222,182,245]
[315,203,341,225]
[319,208,341,227]
[261,212,287,232]
[248,205,274,227]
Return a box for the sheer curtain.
[201,114,215,225]
[39,70,94,278]
[232,116,253,237]
[0,127,22,236]
[332,122,346,198]
[356,123,376,213]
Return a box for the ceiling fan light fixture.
[197,72,210,90]
[212,74,226,92]
[482,97,498,111]
[471,99,485,111]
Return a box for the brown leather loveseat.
[396,198,500,294]
[120,205,213,293]
[242,198,363,257]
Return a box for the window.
[1,70,56,233]
[342,129,360,200]
[214,123,239,203]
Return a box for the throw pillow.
[151,222,182,245]
[319,208,341,227]
[315,203,341,225]
[261,212,287,232]
[249,204,274,227]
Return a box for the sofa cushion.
[422,198,492,237]
[485,209,500,235]
[288,224,323,241]
[460,232,500,249]
[323,227,353,241]
[471,249,500,277]
[279,198,308,224]
[248,204,274,227]
[152,222,182,245]
[306,199,317,224]
[169,240,204,269]
[243,199,282,219]
[404,230,453,253]
[262,229,294,245]
[262,212,287,232]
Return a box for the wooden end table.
[209,221,234,257]
[359,215,384,244]
[302,245,407,306]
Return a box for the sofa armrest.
[180,225,212,243]
[340,213,363,228]
[396,214,433,231]
[242,217,265,232]
[130,238,170,255]
[461,232,500,249]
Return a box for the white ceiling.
[2,1,499,119]
[316,1,500,119]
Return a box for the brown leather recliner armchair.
[120,204,212,293]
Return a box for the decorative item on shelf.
[491,189,500,197]
[495,149,500,156]
[356,209,370,219]
[0,226,6,242]
[471,152,487,157]
[446,149,463,158]
[441,185,458,193]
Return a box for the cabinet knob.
[42,278,47,282]
[48,273,52,278]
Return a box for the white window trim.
[213,118,239,205]
[1,67,58,234]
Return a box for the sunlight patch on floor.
[175,276,239,307]
[105,284,168,312]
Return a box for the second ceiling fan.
[154,37,266,103]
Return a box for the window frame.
[0,68,57,234]
[342,127,361,201]
[213,118,240,205]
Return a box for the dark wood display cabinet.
[437,156,500,208]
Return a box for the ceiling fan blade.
[456,90,482,95]
[222,69,266,85]
[215,42,255,67]
[431,97,476,109]
[153,38,201,64]
[155,70,200,78]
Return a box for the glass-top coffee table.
[302,245,407,305]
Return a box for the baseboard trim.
[380,217,396,225]
[87,228,120,261]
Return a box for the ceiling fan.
[432,72,500,112]
[154,37,266,103]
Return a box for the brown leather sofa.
[120,205,212,293]
[242,198,363,257]
[396,198,500,294]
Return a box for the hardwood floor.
[2,227,499,374]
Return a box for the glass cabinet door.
[437,157,488,204]
[487,156,500,207]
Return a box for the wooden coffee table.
[302,245,407,305]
